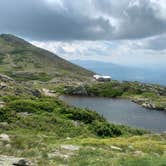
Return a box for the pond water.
[60,95,166,133]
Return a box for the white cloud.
[32,39,166,67]
[150,0,166,20]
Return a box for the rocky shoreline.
[131,99,160,110]
[63,85,166,111]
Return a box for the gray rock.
[5,144,12,148]
[66,137,71,140]
[31,89,41,97]
[48,151,72,159]
[48,144,80,160]
[0,122,9,129]
[0,133,10,142]
[13,159,30,166]
[64,86,88,96]
[142,101,156,109]
[0,155,33,166]
[60,145,80,151]
[17,112,32,117]
[110,145,122,151]
[0,101,5,108]
[152,152,160,157]
[72,121,80,127]
[133,150,144,156]
[128,145,134,150]
[0,74,14,82]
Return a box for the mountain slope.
[0,34,94,81]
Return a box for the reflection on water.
[60,95,166,133]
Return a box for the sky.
[0,0,166,66]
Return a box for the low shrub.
[5,99,57,113]
[91,121,122,137]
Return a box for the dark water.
[60,96,166,133]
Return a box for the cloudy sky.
[0,0,166,66]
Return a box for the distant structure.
[93,75,111,82]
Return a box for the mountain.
[72,60,166,86]
[0,34,93,82]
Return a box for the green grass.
[0,128,165,165]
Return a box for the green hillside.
[0,34,93,82]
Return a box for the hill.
[0,34,93,82]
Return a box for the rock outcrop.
[0,74,14,82]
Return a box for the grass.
[0,128,165,165]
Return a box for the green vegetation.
[0,34,93,82]
[85,82,124,97]
[1,96,146,138]
[6,71,52,81]
[1,95,165,166]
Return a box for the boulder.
[133,150,144,157]
[5,144,12,148]
[0,101,5,108]
[142,102,156,109]
[13,159,31,166]
[30,89,41,97]
[48,144,80,160]
[64,86,88,96]
[110,145,122,151]
[0,74,14,82]
[60,145,80,151]
[0,133,10,142]
[0,122,9,129]
[0,82,7,90]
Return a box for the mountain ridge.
[0,34,94,82]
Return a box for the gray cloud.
[0,0,114,40]
[0,0,166,41]
[117,0,166,39]
[143,35,166,50]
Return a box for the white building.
[93,75,111,82]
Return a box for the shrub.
[92,121,122,137]
[0,109,9,122]
[60,107,105,124]
[6,99,56,113]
